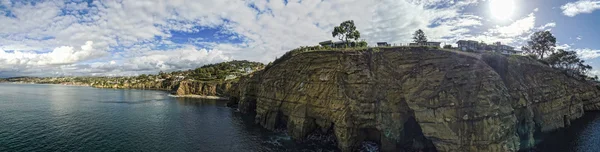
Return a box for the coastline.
[168,94,229,100]
[1,82,229,100]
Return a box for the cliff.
[228,47,600,152]
[93,80,233,97]
[175,81,233,96]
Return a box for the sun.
[489,0,516,21]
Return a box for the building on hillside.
[319,40,334,47]
[243,67,254,74]
[175,76,185,81]
[489,42,522,55]
[457,40,480,51]
[319,40,349,48]
[377,42,391,47]
[456,40,522,55]
[409,42,442,47]
[225,75,237,80]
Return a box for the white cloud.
[574,49,600,60]
[588,70,600,77]
[0,41,105,67]
[537,22,557,30]
[561,0,600,17]
[0,0,484,77]
[556,43,572,50]
[464,11,554,47]
[490,13,536,37]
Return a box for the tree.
[545,49,592,77]
[443,45,452,49]
[522,31,556,59]
[332,20,361,47]
[354,40,368,47]
[413,29,428,43]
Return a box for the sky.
[1,0,600,77]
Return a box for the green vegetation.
[521,31,556,59]
[332,20,361,47]
[522,31,594,81]
[3,60,265,87]
[443,45,452,49]
[544,49,594,80]
[412,29,428,43]
[184,60,264,81]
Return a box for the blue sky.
[1,0,600,77]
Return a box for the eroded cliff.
[93,80,233,97]
[229,47,600,152]
[175,81,232,96]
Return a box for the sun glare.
[489,0,515,21]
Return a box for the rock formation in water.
[174,81,232,96]
[228,47,600,152]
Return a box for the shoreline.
[1,82,230,100]
[168,94,229,100]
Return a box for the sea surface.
[0,83,338,152]
[535,111,600,152]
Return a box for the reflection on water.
[0,83,338,152]
[535,112,600,152]
[175,97,228,106]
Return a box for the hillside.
[2,60,264,97]
[228,47,600,152]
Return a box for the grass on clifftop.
[265,45,442,70]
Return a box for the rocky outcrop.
[229,47,600,152]
[175,81,232,96]
[93,80,233,97]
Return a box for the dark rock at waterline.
[229,47,600,152]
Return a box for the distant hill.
[174,60,265,81]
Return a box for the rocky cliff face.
[175,81,232,96]
[93,80,233,97]
[229,47,600,152]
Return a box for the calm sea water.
[0,83,337,152]
[536,111,600,152]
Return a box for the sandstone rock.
[175,80,232,96]
[230,47,600,152]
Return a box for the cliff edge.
[229,47,600,151]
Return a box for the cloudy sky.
[1,0,600,77]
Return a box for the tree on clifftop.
[522,31,556,59]
[545,49,592,77]
[332,20,361,47]
[413,29,428,43]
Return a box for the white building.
[409,42,442,47]
[456,40,521,55]
[457,40,480,52]
[225,75,237,80]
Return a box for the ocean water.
[535,112,600,152]
[0,83,338,152]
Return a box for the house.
[243,67,254,73]
[319,40,361,48]
[457,40,480,51]
[409,42,441,48]
[377,42,391,47]
[175,76,185,81]
[225,75,237,80]
[489,42,521,55]
[319,40,348,48]
[319,40,334,47]
[456,40,521,55]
